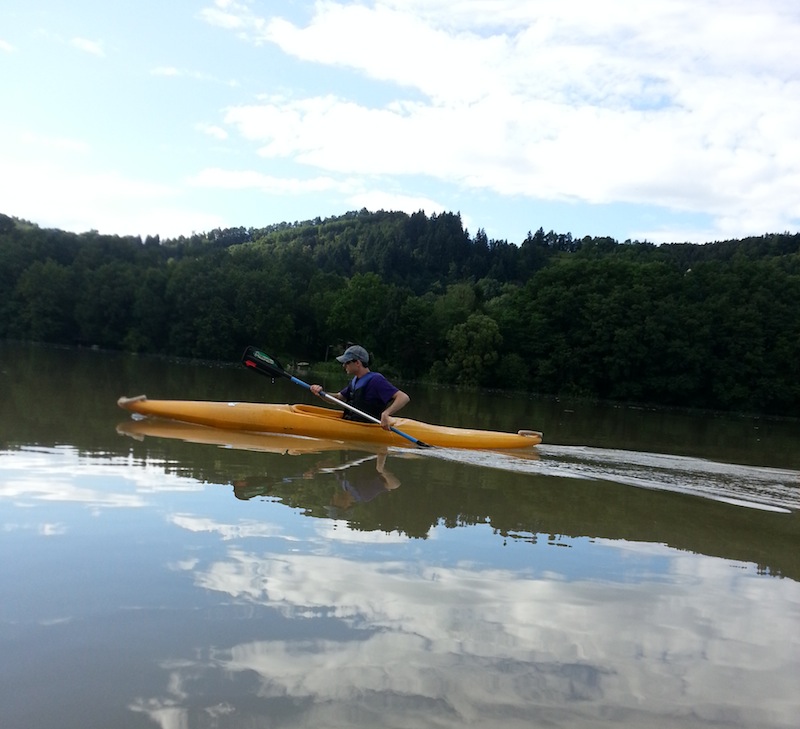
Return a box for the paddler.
[310,345,410,430]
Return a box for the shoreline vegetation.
[1,209,798,418]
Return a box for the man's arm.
[380,390,410,429]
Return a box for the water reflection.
[117,418,359,456]
[117,420,406,516]
[2,343,800,729]
[117,413,800,515]
[133,537,799,729]
[436,444,800,512]
[233,452,402,515]
[114,418,800,580]
[0,446,187,511]
[2,440,799,727]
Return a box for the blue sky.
[1,0,798,245]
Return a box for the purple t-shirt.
[339,372,399,420]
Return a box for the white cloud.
[0,157,224,238]
[200,0,800,242]
[348,190,445,217]
[0,477,145,509]
[5,1,798,242]
[198,0,255,32]
[150,65,240,86]
[19,131,90,154]
[39,522,68,536]
[194,122,228,140]
[150,65,181,77]
[314,520,410,543]
[0,448,205,509]
[188,166,352,195]
[152,542,800,727]
[170,514,294,540]
[187,167,449,224]
[70,37,105,56]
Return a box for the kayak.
[117,395,543,450]
[118,417,541,464]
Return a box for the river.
[1,341,798,729]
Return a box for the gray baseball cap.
[336,345,369,364]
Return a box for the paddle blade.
[241,347,287,379]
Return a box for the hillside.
[2,209,799,416]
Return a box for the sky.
[1,0,799,246]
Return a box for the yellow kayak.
[117,395,543,450]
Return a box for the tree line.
[1,209,798,416]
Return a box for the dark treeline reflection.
[2,210,800,415]
[116,419,800,583]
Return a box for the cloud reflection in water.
[0,446,202,513]
[3,445,797,727]
[137,525,800,729]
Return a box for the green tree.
[14,259,77,343]
[439,313,503,387]
[326,273,407,353]
[74,262,137,348]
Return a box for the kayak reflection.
[330,452,401,506]
[116,418,370,455]
[325,453,400,516]
[117,417,403,514]
[234,452,401,514]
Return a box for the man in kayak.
[310,345,410,430]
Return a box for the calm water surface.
[1,342,799,729]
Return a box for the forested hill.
[1,209,799,417]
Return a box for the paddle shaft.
[242,348,432,448]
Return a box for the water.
[1,342,799,728]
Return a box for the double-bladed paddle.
[241,346,432,448]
